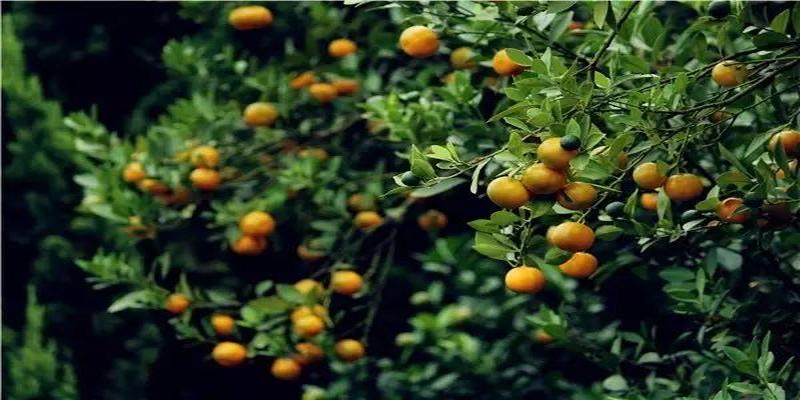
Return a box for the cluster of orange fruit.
[164,279,366,380]
[232,211,276,255]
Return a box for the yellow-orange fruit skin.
[211,314,236,336]
[492,49,524,76]
[640,193,658,211]
[122,162,146,183]
[239,211,276,237]
[271,357,302,380]
[711,61,747,87]
[549,222,595,252]
[309,83,338,104]
[537,138,577,171]
[664,174,703,201]
[229,6,273,31]
[559,252,598,278]
[505,266,546,294]
[165,293,190,314]
[328,38,358,58]
[354,211,384,230]
[243,102,278,127]
[717,197,750,224]
[212,342,247,367]
[334,339,366,362]
[399,26,439,58]
[521,164,566,194]
[294,342,324,365]
[632,162,666,190]
[556,182,598,210]
[768,129,800,158]
[331,270,363,296]
[486,177,531,209]
[231,235,267,255]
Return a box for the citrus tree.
[32,1,800,399]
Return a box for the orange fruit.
[328,38,358,58]
[664,173,703,201]
[231,235,267,255]
[294,342,324,365]
[294,315,325,338]
[165,293,190,314]
[559,252,598,278]
[294,279,324,296]
[122,162,145,183]
[137,178,169,195]
[347,193,375,212]
[504,266,546,294]
[297,245,326,262]
[556,182,598,210]
[297,147,329,161]
[486,176,530,209]
[243,102,278,127]
[450,47,476,69]
[189,168,221,191]
[640,193,658,211]
[354,211,384,231]
[568,21,585,31]
[211,314,236,336]
[533,329,554,344]
[492,49,524,76]
[212,342,247,367]
[331,270,363,296]
[331,79,359,95]
[228,5,273,30]
[308,83,338,104]
[717,197,750,224]
[632,162,666,190]
[768,129,800,158]
[166,187,192,205]
[417,209,448,230]
[549,221,595,252]
[711,61,747,87]
[290,305,327,323]
[191,145,220,168]
[271,357,302,380]
[290,71,318,90]
[399,25,439,58]
[521,164,566,194]
[334,339,365,362]
[537,138,577,170]
[239,211,276,237]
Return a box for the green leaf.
[602,374,628,391]
[411,177,467,198]
[593,1,609,29]
[275,284,306,304]
[410,145,437,180]
[595,225,623,241]
[505,48,533,66]
[594,71,610,89]
[770,10,790,33]
[717,143,752,178]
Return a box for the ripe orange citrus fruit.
[450,47,476,69]
[486,176,530,209]
[717,197,749,223]
[556,182,598,210]
[191,145,220,168]
[559,252,598,278]
[290,71,318,90]
[229,6,273,30]
[294,279,324,296]
[290,305,327,323]
[138,178,169,195]
[768,129,800,158]
[212,342,247,367]
[537,137,577,170]
[354,211,383,231]
[297,245,326,262]
[190,168,221,190]
[505,266,546,294]
[664,173,703,201]
[165,293,190,314]
[533,329,555,344]
[211,314,236,336]
[332,79,359,95]
[640,193,658,211]
[399,25,439,58]
[122,162,145,183]
[549,221,595,252]
[271,357,302,380]
[243,102,278,127]
[231,235,267,255]
[239,211,276,237]
[492,49,524,76]
[309,83,338,103]
[294,342,324,365]
[294,315,325,338]
[328,38,358,58]
[632,162,666,190]
[521,163,566,194]
[331,270,363,296]
[711,61,747,87]
[347,193,375,212]
[417,210,448,230]
[334,339,365,362]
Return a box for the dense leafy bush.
[4,1,800,399]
